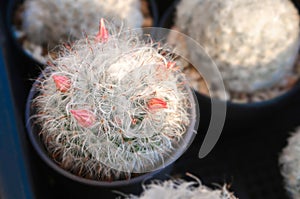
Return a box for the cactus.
[279,128,300,199]
[175,0,300,93]
[18,0,143,63]
[123,174,237,199]
[29,20,197,181]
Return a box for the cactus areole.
[27,19,198,182]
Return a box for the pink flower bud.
[52,75,71,92]
[95,18,109,43]
[166,62,176,69]
[70,109,96,127]
[147,98,168,112]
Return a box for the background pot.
[159,0,300,136]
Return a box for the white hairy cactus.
[29,20,197,181]
[21,0,143,49]
[124,175,237,199]
[279,128,300,199]
[175,0,300,93]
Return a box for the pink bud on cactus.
[52,75,71,92]
[70,109,96,127]
[95,18,109,43]
[147,98,168,112]
[166,62,176,69]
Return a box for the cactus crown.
[29,20,197,181]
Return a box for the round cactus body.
[176,0,300,92]
[30,20,197,181]
[279,128,300,199]
[125,176,237,199]
[21,0,143,49]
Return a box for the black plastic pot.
[159,0,300,136]
[24,63,199,198]
[6,0,159,80]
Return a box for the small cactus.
[29,20,197,181]
[123,174,237,199]
[279,128,300,199]
[18,0,143,62]
[175,0,300,93]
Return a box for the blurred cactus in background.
[14,0,144,63]
[22,0,143,48]
[279,128,300,199]
[175,0,300,93]
[124,174,237,199]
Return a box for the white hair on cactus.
[30,20,197,181]
[123,174,237,199]
[175,0,300,92]
[279,127,300,199]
